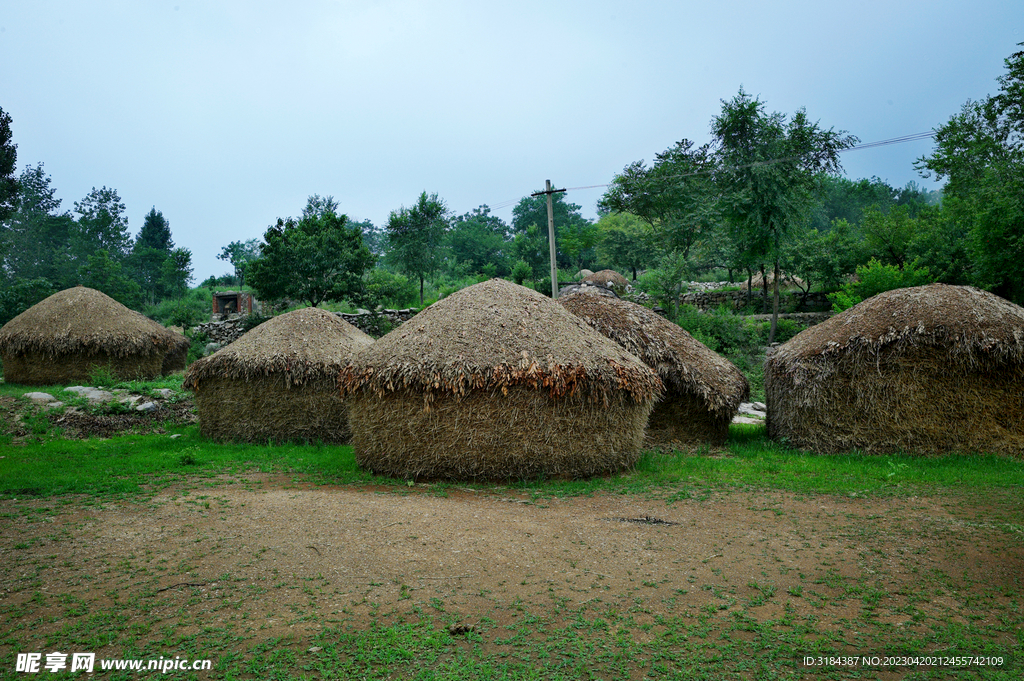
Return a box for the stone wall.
[191,308,420,351]
[632,288,830,312]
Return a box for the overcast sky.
[1,1,1020,282]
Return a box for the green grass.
[3,421,1022,503]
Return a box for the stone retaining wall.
[192,308,420,348]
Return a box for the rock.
[752,401,767,412]
[64,386,92,396]
[732,415,764,425]
[737,402,767,419]
[45,401,64,409]
[170,434,183,439]
[120,396,142,408]
[24,392,56,404]
[153,388,175,398]
[65,388,116,403]
[204,342,222,356]
[135,402,158,412]
[557,283,618,299]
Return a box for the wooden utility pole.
[531,180,566,297]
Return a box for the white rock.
[24,392,56,404]
[84,390,116,404]
[153,388,175,398]
[64,386,92,396]
[136,402,158,412]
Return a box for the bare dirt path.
[2,476,1020,672]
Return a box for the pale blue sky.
[1,1,1020,281]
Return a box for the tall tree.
[0,164,75,286]
[511,193,594,270]
[712,88,857,341]
[217,238,261,288]
[917,44,1024,303]
[129,207,176,304]
[385,192,450,303]
[72,186,131,263]
[448,205,511,275]
[248,196,375,308]
[0,106,18,223]
[595,212,657,280]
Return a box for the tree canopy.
[248,196,375,308]
[385,192,450,303]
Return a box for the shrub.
[510,259,532,285]
[829,258,934,312]
[364,268,418,309]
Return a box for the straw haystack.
[560,292,749,445]
[183,307,373,443]
[339,279,663,480]
[766,284,1024,455]
[0,286,189,384]
[584,269,629,290]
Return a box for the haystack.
[560,292,749,445]
[0,286,189,384]
[339,279,663,480]
[182,307,373,443]
[584,269,629,290]
[765,284,1024,455]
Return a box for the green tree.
[248,196,375,308]
[72,186,131,263]
[77,250,142,308]
[712,88,857,341]
[385,192,450,304]
[217,238,261,288]
[595,212,658,280]
[0,106,18,223]
[600,139,719,259]
[0,164,76,287]
[159,247,194,298]
[448,205,510,275]
[511,193,594,270]
[129,207,176,304]
[829,258,934,312]
[917,45,1024,302]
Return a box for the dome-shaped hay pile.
[339,278,663,480]
[584,269,629,290]
[766,284,1024,455]
[183,307,373,443]
[0,286,188,384]
[559,293,749,445]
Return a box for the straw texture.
[0,286,187,384]
[340,279,662,479]
[584,269,629,290]
[183,306,374,443]
[766,284,1024,455]
[559,292,749,445]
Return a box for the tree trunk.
[745,268,753,309]
[769,259,780,344]
[760,264,769,314]
[419,275,425,304]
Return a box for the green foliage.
[447,205,510,276]
[385,192,450,304]
[144,287,210,327]
[0,277,55,326]
[249,195,376,308]
[509,259,532,285]
[72,186,131,261]
[595,212,658,280]
[186,329,210,365]
[77,249,142,308]
[917,45,1024,303]
[363,267,418,309]
[511,192,595,270]
[0,105,17,223]
[829,258,935,311]
[216,238,260,289]
[634,251,691,315]
[862,205,918,269]
[781,219,859,294]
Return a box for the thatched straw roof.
[558,292,748,419]
[183,306,373,390]
[770,284,1024,366]
[0,286,181,359]
[584,269,629,289]
[766,284,1024,455]
[339,278,662,406]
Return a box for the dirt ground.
[2,475,1020,666]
